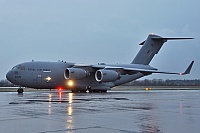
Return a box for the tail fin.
[131,34,193,65]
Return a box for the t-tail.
[132,34,193,65]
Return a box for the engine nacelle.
[64,68,88,79]
[95,69,120,82]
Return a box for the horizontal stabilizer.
[151,37,194,40]
[139,37,194,45]
[139,41,145,45]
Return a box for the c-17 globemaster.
[6,34,194,93]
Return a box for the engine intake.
[64,68,88,79]
[95,69,120,82]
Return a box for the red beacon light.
[56,86,63,91]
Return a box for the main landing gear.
[17,88,24,93]
[71,89,107,93]
[71,90,87,93]
[71,86,108,93]
[87,86,107,93]
[88,90,107,93]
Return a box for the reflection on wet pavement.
[0,90,199,133]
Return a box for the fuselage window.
[43,69,50,71]
[43,69,51,72]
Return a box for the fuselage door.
[36,75,42,86]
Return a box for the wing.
[72,61,194,75]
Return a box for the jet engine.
[95,69,120,82]
[64,68,88,79]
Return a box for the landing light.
[146,87,151,91]
[67,80,74,87]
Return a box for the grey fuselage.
[6,61,154,90]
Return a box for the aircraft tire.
[89,90,107,93]
[88,90,94,93]
[100,90,107,93]
[71,90,78,93]
[17,88,24,93]
[79,90,87,93]
[71,90,87,93]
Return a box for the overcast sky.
[0,0,199,80]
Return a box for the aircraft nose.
[6,70,13,82]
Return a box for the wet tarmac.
[0,90,199,133]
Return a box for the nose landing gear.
[17,88,24,93]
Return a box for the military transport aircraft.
[6,34,194,93]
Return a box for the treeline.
[0,79,200,87]
[0,79,15,87]
[125,79,200,86]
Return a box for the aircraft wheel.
[100,90,107,93]
[71,90,87,93]
[71,90,78,93]
[88,90,107,93]
[17,88,24,93]
[89,90,94,93]
[89,90,99,93]
[79,90,87,93]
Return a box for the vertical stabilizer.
[131,34,193,65]
[132,34,165,65]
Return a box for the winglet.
[181,61,194,75]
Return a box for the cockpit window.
[17,66,25,70]
[12,66,17,70]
